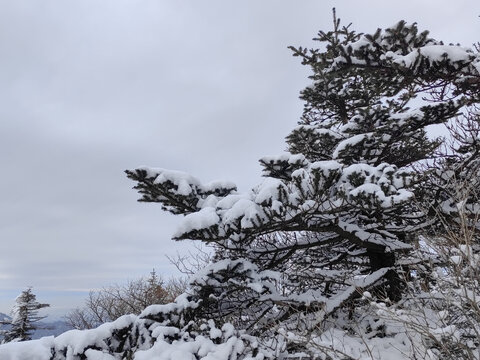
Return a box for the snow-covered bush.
[0,294,267,360]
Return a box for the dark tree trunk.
[367,250,403,302]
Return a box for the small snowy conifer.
[1,287,49,343]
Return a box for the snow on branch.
[125,167,237,215]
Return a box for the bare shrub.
[65,270,186,329]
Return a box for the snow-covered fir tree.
[124,17,480,358]
[1,288,49,343]
[0,17,479,360]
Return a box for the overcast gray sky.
[1,0,479,318]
